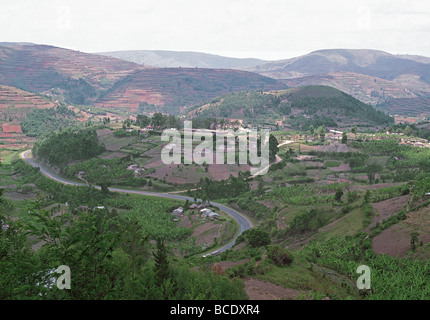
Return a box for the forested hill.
[188,85,394,129]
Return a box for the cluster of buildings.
[398,138,429,148]
[171,202,220,221]
[127,164,145,176]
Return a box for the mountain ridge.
[96,49,269,69]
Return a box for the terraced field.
[0,43,144,92]
[94,67,287,111]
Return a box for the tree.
[244,228,271,248]
[335,188,343,202]
[342,132,347,144]
[365,163,383,184]
[404,125,413,136]
[351,126,357,135]
[151,113,165,128]
[269,134,279,162]
[317,125,326,142]
[153,238,170,286]
[308,125,315,137]
[136,114,151,128]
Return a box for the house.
[207,212,220,219]
[76,205,89,212]
[189,203,198,210]
[197,202,210,210]
[201,208,220,220]
[172,207,184,217]
[134,168,145,176]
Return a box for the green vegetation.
[21,105,78,137]
[188,86,394,129]
[300,234,430,300]
[33,128,105,166]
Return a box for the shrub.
[267,244,294,266]
[240,228,271,248]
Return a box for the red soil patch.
[244,278,307,300]
[0,133,13,138]
[373,224,417,257]
[213,259,250,271]
[2,124,22,133]
[208,163,251,181]
[192,221,222,246]
[328,163,351,172]
[372,205,430,258]
[368,194,410,230]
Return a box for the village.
[171,201,221,222]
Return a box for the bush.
[240,228,271,248]
[267,244,294,266]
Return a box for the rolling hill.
[282,72,420,106]
[94,67,287,112]
[97,50,269,69]
[188,85,394,130]
[0,43,286,112]
[246,49,430,115]
[0,43,145,95]
[247,49,430,82]
[0,85,58,149]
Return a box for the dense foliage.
[300,234,430,300]
[33,128,105,166]
[2,160,247,299]
[21,105,77,137]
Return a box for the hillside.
[0,43,285,112]
[94,68,287,112]
[248,49,430,81]
[282,72,419,105]
[0,85,58,149]
[97,50,268,69]
[245,49,430,114]
[0,43,147,106]
[376,97,430,118]
[188,85,394,130]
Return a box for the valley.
[1,42,430,301]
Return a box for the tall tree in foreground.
[269,134,279,162]
[154,237,170,286]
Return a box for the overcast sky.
[1,0,430,60]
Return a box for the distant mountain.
[188,85,393,130]
[97,50,269,69]
[245,49,430,116]
[0,43,285,112]
[247,49,430,81]
[281,72,420,105]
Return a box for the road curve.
[20,150,253,253]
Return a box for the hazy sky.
[1,0,430,60]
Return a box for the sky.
[1,0,430,61]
